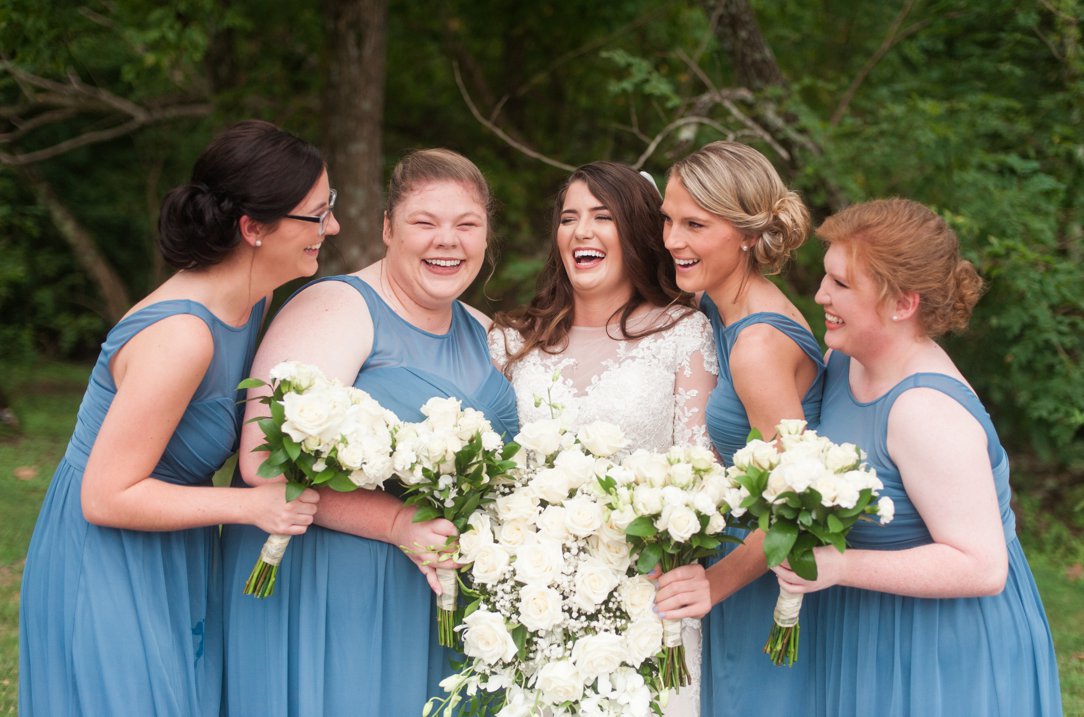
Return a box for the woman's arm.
[774,387,1008,598]
[81,314,318,534]
[238,279,460,591]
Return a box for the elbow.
[81,493,114,527]
[972,553,1008,597]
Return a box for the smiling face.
[261,169,338,283]
[660,175,752,297]
[555,180,632,307]
[382,180,488,310]
[815,241,893,355]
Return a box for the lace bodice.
[489,306,718,452]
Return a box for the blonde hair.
[816,198,985,337]
[669,141,810,275]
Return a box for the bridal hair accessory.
[639,170,661,197]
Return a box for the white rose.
[591,537,631,572]
[608,504,638,531]
[824,442,861,473]
[269,360,322,391]
[515,418,565,456]
[496,519,534,549]
[562,496,604,537]
[779,461,823,494]
[667,461,695,489]
[531,466,574,504]
[631,485,663,516]
[571,632,625,679]
[657,503,700,542]
[495,489,539,522]
[513,537,565,585]
[537,505,571,541]
[878,496,895,524]
[281,386,348,443]
[623,615,663,663]
[660,485,690,508]
[462,609,516,664]
[685,445,717,471]
[576,421,628,457]
[777,418,807,437]
[554,448,597,489]
[481,430,503,452]
[623,450,670,487]
[691,491,716,516]
[517,583,564,632]
[421,396,462,431]
[573,557,622,610]
[811,472,842,507]
[458,519,493,562]
[495,687,533,717]
[705,511,727,534]
[833,476,861,509]
[618,575,656,617]
[535,660,583,704]
[471,543,511,585]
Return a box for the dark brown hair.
[492,161,692,372]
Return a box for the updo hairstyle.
[816,198,985,337]
[385,148,493,233]
[669,140,810,275]
[157,120,324,270]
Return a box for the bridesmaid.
[774,198,1062,716]
[651,141,824,716]
[18,120,326,716]
[220,149,519,716]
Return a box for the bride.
[489,161,717,716]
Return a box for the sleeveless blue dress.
[219,275,519,717]
[19,298,265,716]
[697,296,826,717]
[805,351,1061,716]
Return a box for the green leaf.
[237,377,266,390]
[789,547,819,581]
[326,472,357,492]
[763,521,799,568]
[283,435,301,462]
[412,504,441,523]
[624,515,658,538]
[285,481,305,502]
[256,460,284,479]
[636,542,663,574]
[827,513,845,533]
[512,625,528,661]
[501,442,520,460]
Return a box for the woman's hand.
[247,483,320,535]
[649,563,712,619]
[390,504,460,594]
[771,546,846,594]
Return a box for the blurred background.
[0,0,1081,711]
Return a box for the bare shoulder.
[889,386,986,453]
[460,302,493,330]
[731,321,805,371]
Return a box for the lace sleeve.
[487,326,521,373]
[672,311,718,449]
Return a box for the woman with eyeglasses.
[19,120,328,716]
[219,148,519,716]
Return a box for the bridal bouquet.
[727,419,894,665]
[239,360,399,598]
[392,396,519,647]
[600,445,744,689]
[426,417,669,717]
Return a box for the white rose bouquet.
[392,396,519,647]
[426,418,669,717]
[238,360,399,598]
[727,419,894,665]
[599,444,742,690]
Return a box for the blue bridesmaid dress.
[19,299,265,716]
[220,275,519,717]
[697,295,826,717]
[805,351,1061,716]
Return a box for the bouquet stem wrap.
[763,586,802,666]
[244,533,291,598]
[660,617,690,689]
[435,567,459,647]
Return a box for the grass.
[0,360,1081,714]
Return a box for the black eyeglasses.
[285,188,337,236]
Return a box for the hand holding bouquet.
[239,360,399,598]
[727,419,894,665]
[392,396,518,647]
[601,445,743,689]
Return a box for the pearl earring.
[891,315,898,321]
[255,240,262,247]
[741,245,750,252]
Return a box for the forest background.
[0,0,1081,711]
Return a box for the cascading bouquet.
[392,396,519,647]
[425,417,670,717]
[238,360,399,598]
[726,419,895,666]
[600,445,746,690]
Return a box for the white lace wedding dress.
[489,305,718,717]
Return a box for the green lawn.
[0,361,1081,714]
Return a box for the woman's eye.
[688,221,704,230]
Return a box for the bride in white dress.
[489,161,718,717]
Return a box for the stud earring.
[741,245,750,252]
[891,315,898,321]
[255,240,262,247]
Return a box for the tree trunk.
[20,166,131,323]
[704,0,786,91]
[320,0,388,276]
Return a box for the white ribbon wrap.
[772,587,803,628]
[436,567,458,611]
[662,617,683,648]
[258,534,291,567]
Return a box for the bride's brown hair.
[492,161,693,374]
